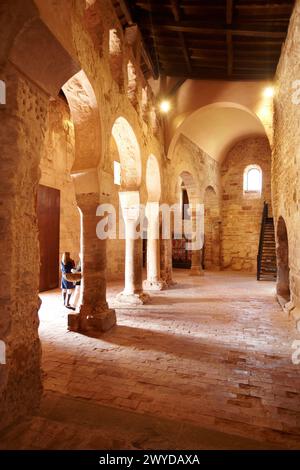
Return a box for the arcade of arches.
[0,0,300,450]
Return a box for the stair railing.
[257,201,268,280]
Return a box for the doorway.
[276,216,290,302]
[37,184,60,292]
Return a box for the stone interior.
[0,0,300,451]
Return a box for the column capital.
[76,192,99,213]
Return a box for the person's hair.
[62,252,71,265]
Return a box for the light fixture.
[159,99,171,113]
[263,86,274,98]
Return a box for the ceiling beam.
[226,31,233,77]
[162,69,274,81]
[226,0,233,25]
[145,33,283,46]
[114,0,292,82]
[141,20,288,38]
[135,1,293,16]
[167,77,187,97]
[226,0,233,77]
[170,0,192,74]
[118,0,159,78]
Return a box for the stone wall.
[167,134,220,205]
[221,136,272,272]
[273,0,300,321]
[40,98,80,267]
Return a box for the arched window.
[243,165,262,194]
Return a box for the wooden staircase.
[257,202,277,281]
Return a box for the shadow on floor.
[0,390,283,450]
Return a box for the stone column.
[143,202,164,290]
[189,205,204,276]
[160,238,175,287]
[159,204,175,287]
[68,192,116,332]
[211,219,221,270]
[190,248,204,276]
[116,191,149,305]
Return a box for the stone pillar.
[190,248,204,276]
[211,219,221,270]
[159,204,175,287]
[189,206,204,276]
[143,202,164,291]
[68,192,116,332]
[0,66,44,431]
[160,238,174,287]
[116,191,149,305]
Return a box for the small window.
[182,188,190,220]
[243,165,262,194]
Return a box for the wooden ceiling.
[114,0,295,80]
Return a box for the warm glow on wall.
[263,86,274,98]
[159,100,171,113]
[257,105,271,120]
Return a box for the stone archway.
[111,117,148,305]
[203,186,220,270]
[61,70,115,334]
[63,70,102,172]
[172,171,203,275]
[112,116,142,191]
[276,216,290,302]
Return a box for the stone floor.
[0,270,300,449]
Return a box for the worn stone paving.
[0,271,300,449]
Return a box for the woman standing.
[71,256,81,311]
[61,252,75,309]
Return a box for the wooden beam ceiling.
[113,0,295,80]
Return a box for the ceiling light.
[263,86,274,98]
[159,100,171,113]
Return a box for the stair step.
[258,211,276,281]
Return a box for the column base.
[115,291,150,306]
[68,305,116,333]
[189,266,204,276]
[163,278,177,288]
[143,279,165,291]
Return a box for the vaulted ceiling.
[114,0,295,80]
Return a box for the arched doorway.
[172,171,202,272]
[111,117,148,305]
[276,216,290,302]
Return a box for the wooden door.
[37,185,60,292]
